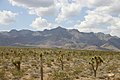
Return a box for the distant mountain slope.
[0,26,120,51]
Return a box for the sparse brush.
[89,56,103,77]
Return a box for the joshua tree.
[58,51,64,70]
[12,55,22,71]
[89,56,103,77]
[1,52,4,59]
[12,60,21,71]
[40,53,43,80]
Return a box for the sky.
[0,0,120,37]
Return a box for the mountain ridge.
[0,27,120,51]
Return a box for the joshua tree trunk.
[40,54,43,80]
[60,59,64,70]
[93,70,96,77]
[59,53,64,70]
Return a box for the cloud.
[74,9,120,37]
[28,6,56,16]
[9,0,54,8]
[87,0,112,8]
[9,0,56,17]
[74,10,112,32]
[9,0,84,21]
[0,10,18,25]
[73,0,120,37]
[56,0,84,22]
[109,26,120,37]
[56,0,120,23]
[92,1,120,16]
[30,17,58,31]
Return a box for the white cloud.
[30,17,58,31]
[87,0,112,8]
[105,0,120,16]
[72,0,120,37]
[9,0,54,8]
[0,10,18,25]
[29,6,56,16]
[74,9,120,37]
[56,0,85,22]
[9,0,56,17]
[55,0,117,23]
[109,26,120,37]
[55,0,112,22]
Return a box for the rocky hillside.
[0,26,120,51]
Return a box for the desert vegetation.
[0,46,120,80]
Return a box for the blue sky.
[0,0,120,37]
[0,0,37,30]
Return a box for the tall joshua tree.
[40,53,43,80]
[58,51,64,70]
[89,56,103,77]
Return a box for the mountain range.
[0,26,120,51]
